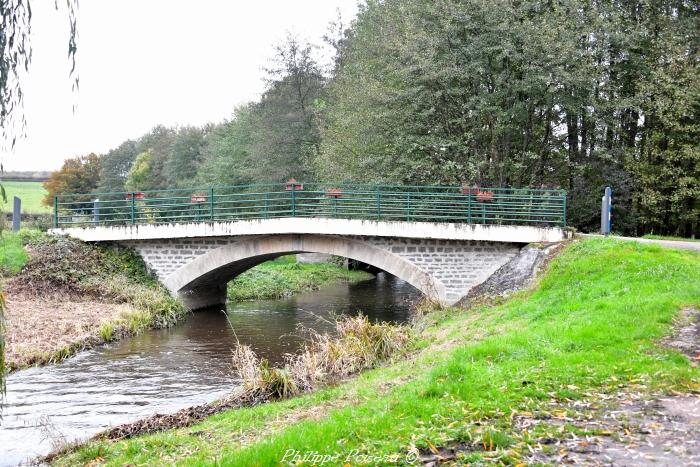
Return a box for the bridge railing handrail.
[53,182,567,229]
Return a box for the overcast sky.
[2,0,359,172]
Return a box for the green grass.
[228,256,374,301]
[55,239,700,466]
[642,234,699,242]
[0,230,33,276]
[1,180,50,214]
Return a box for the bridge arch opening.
[163,234,442,310]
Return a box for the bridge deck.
[53,182,567,229]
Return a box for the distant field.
[1,181,50,214]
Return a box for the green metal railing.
[53,182,567,229]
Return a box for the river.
[0,273,418,466]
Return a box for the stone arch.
[163,234,443,309]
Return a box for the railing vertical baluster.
[131,193,136,225]
[562,192,567,227]
[376,188,381,220]
[407,192,411,221]
[291,185,296,217]
[210,188,215,221]
[54,196,59,228]
[467,192,472,224]
[264,192,269,218]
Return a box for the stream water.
[0,273,418,466]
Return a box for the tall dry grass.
[232,314,411,400]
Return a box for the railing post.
[467,192,472,224]
[93,198,100,225]
[563,192,567,227]
[210,188,215,221]
[264,192,269,218]
[53,195,59,228]
[376,188,381,220]
[131,193,136,225]
[291,185,296,217]
[406,192,411,221]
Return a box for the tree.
[314,0,699,236]
[1,0,78,146]
[97,140,140,193]
[43,153,101,206]
[1,1,79,396]
[194,37,326,186]
[196,108,256,186]
[164,126,210,188]
[124,149,155,192]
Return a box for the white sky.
[2,0,359,172]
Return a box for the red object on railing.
[285,178,304,191]
[325,188,343,198]
[191,196,208,202]
[460,185,481,195]
[476,190,495,202]
[126,192,145,200]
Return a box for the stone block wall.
[122,235,520,304]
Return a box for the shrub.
[232,314,411,401]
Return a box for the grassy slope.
[1,180,50,214]
[228,256,374,301]
[57,239,700,466]
[0,232,29,276]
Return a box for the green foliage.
[12,234,155,298]
[1,181,50,214]
[55,239,700,465]
[227,256,373,301]
[54,0,698,238]
[124,149,155,192]
[198,37,325,185]
[316,0,699,236]
[42,153,101,206]
[97,140,139,193]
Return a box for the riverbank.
[1,231,185,371]
[228,255,374,301]
[1,234,375,371]
[53,238,700,465]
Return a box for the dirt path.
[579,234,700,252]
[524,308,700,466]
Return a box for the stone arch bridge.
[51,183,568,308]
[54,218,567,309]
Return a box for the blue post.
[601,187,612,235]
[12,196,21,232]
[93,198,100,225]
